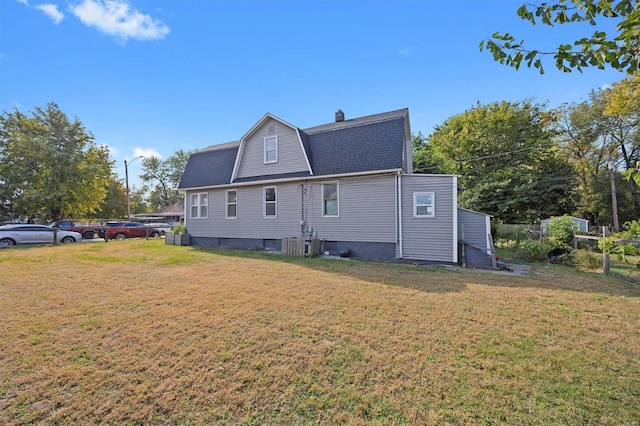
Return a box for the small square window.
[413,192,435,218]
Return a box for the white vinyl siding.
[322,182,338,217]
[190,192,208,219]
[413,192,435,218]
[264,136,277,163]
[264,186,277,218]
[226,190,237,219]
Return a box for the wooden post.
[602,226,610,274]
[53,228,58,245]
[489,234,497,269]
[460,225,466,268]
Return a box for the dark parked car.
[98,222,161,240]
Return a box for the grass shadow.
[188,245,640,298]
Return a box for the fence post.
[602,226,610,274]
[53,228,58,245]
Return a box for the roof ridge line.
[303,109,407,134]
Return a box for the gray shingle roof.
[304,114,406,176]
[178,143,239,189]
[179,109,408,189]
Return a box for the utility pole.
[125,156,143,221]
[608,158,620,232]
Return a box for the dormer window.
[264,136,277,163]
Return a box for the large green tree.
[0,103,113,221]
[92,175,129,220]
[605,72,640,114]
[480,0,640,74]
[419,100,577,223]
[550,85,640,226]
[140,149,191,210]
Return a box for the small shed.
[541,216,589,233]
[458,208,494,268]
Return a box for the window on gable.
[413,192,435,218]
[264,136,278,163]
[322,182,339,216]
[226,190,237,219]
[190,192,208,219]
[264,186,277,217]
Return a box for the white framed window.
[190,192,208,219]
[413,192,435,218]
[226,190,237,219]
[322,182,339,217]
[264,186,277,217]
[264,136,278,163]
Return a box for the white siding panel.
[401,175,456,262]
[237,118,309,179]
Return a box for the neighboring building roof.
[457,207,493,217]
[179,108,408,189]
[153,200,185,215]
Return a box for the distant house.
[132,200,184,224]
[178,108,493,265]
[541,216,589,233]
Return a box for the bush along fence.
[498,217,640,281]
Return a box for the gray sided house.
[179,108,492,265]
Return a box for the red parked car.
[98,222,162,240]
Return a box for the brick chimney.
[335,109,345,122]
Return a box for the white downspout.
[183,195,188,227]
[452,176,458,263]
[397,171,403,258]
[394,173,398,254]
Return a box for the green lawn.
[1,239,639,425]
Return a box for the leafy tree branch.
[480,0,640,74]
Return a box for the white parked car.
[0,224,82,247]
[144,222,173,235]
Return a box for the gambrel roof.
[179,108,409,189]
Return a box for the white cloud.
[35,4,64,25]
[101,143,119,157]
[16,0,29,5]
[134,147,162,159]
[398,48,410,56]
[70,0,170,41]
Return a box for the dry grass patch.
[1,240,639,425]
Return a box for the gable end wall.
[236,118,309,179]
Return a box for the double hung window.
[264,136,277,163]
[322,182,339,216]
[264,186,277,217]
[190,193,208,219]
[226,190,237,219]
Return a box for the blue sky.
[0,0,626,187]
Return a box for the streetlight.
[125,156,143,221]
